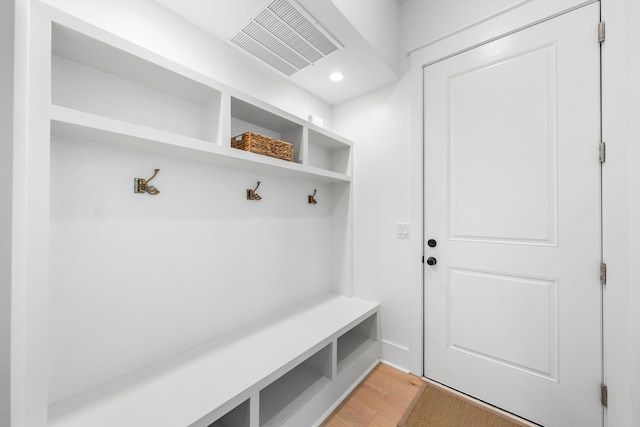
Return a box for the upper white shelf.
[52,23,220,104]
[50,105,352,184]
[50,18,353,182]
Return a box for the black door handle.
[426,257,437,266]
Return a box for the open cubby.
[259,344,332,427]
[337,313,379,375]
[230,96,304,163]
[208,400,250,427]
[51,23,223,143]
[308,128,352,175]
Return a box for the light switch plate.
[396,223,410,239]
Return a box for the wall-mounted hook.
[308,189,318,205]
[134,169,160,195]
[247,181,262,200]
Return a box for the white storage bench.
[48,294,380,427]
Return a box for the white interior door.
[423,4,602,427]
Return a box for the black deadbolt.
[427,239,437,248]
[426,257,437,266]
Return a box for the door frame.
[406,0,604,411]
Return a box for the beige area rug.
[398,382,534,427]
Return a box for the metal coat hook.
[247,181,262,200]
[134,169,160,195]
[308,189,318,205]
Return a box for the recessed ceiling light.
[329,72,344,82]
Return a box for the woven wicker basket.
[231,132,293,162]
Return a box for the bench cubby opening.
[337,313,379,375]
[208,399,250,427]
[259,344,332,427]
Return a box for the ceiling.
[153,0,401,105]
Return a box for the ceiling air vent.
[230,0,342,76]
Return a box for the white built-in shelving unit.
[49,22,353,184]
[15,4,380,427]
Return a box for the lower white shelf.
[337,332,377,375]
[259,359,330,427]
[208,400,250,427]
[48,293,379,427]
[50,105,352,184]
[337,314,378,375]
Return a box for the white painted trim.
[408,0,597,66]
[405,0,537,55]
[0,0,14,422]
[407,28,424,377]
[380,339,411,371]
[380,359,410,374]
[600,0,638,426]
[12,2,51,426]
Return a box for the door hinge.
[598,21,606,43]
[600,262,607,285]
[599,142,606,163]
[601,384,608,407]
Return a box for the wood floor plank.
[321,363,423,427]
[355,384,408,422]
[325,395,377,426]
[369,414,398,427]
[366,366,423,403]
[322,413,357,427]
[323,362,535,427]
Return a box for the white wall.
[332,78,415,370]
[401,0,536,52]
[336,4,640,427]
[0,0,14,425]
[628,2,640,422]
[40,0,332,129]
[48,138,335,403]
[330,0,400,74]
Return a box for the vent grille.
[231,0,341,76]
[254,10,322,63]
[243,21,310,69]
[231,33,298,76]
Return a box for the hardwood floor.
[322,363,424,427]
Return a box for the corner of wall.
[0,0,14,423]
[332,77,418,373]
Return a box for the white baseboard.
[380,339,412,372]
